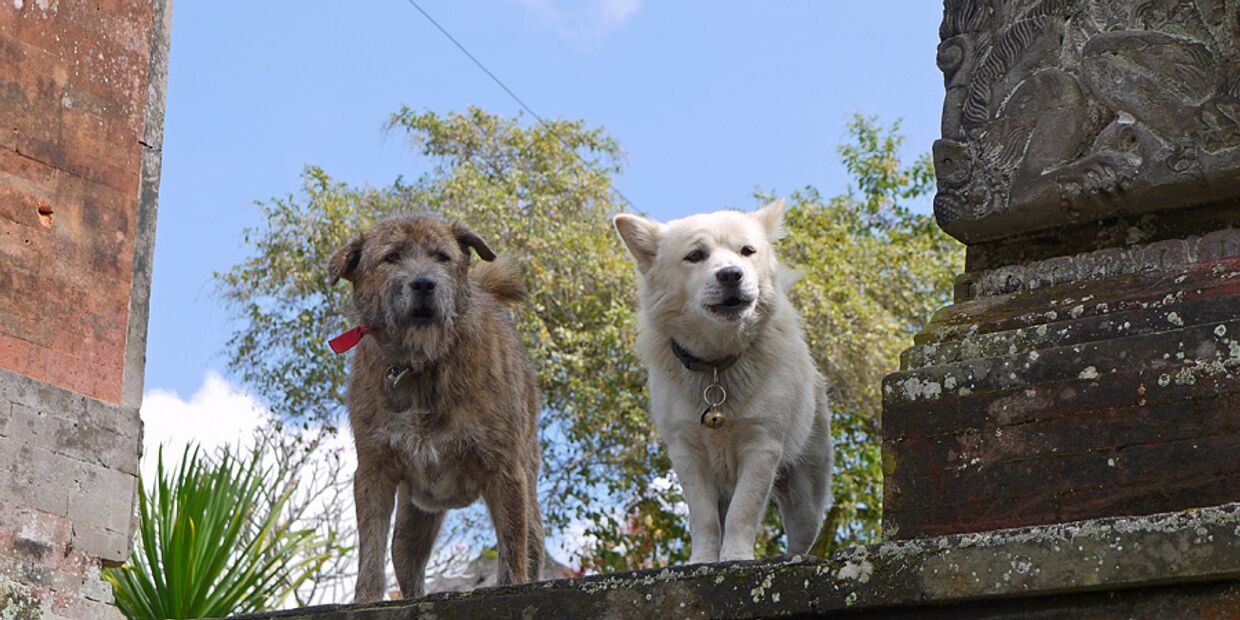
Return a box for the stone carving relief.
[935,0,1240,243]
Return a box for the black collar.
[669,339,738,373]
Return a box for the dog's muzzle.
[707,267,756,318]
[408,277,438,322]
[707,291,756,319]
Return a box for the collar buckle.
[385,363,413,388]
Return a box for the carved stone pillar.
[883,0,1240,539]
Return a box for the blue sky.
[145,1,945,398]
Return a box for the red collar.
[329,325,370,354]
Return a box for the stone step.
[886,315,1240,409]
[913,255,1240,346]
[902,291,1240,370]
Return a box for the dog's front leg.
[485,466,530,585]
[667,441,722,564]
[392,482,446,599]
[353,464,397,603]
[719,444,782,562]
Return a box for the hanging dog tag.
[700,371,728,429]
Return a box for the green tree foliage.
[103,445,330,619]
[215,108,961,573]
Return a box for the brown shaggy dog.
[329,215,542,602]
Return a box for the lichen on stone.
[0,574,41,620]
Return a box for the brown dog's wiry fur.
[330,215,542,602]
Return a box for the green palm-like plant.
[104,444,330,619]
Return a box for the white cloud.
[512,0,640,47]
[547,516,594,569]
[139,370,268,480]
[594,0,641,25]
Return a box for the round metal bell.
[702,406,726,429]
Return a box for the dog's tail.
[472,255,528,305]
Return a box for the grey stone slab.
[83,393,143,443]
[79,566,115,604]
[66,463,137,546]
[3,403,140,476]
[226,503,1240,620]
[0,437,71,517]
[71,523,131,566]
[0,369,87,420]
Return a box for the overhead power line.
[403,0,638,213]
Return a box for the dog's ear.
[751,198,787,241]
[452,223,497,262]
[613,214,662,273]
[329,234,364,285]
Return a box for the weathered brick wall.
[0,0,165,405]
[0,0,170,618]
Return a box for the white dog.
[613,199,833,563]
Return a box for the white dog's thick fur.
[613,199,834,563]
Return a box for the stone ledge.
[228,503,1240,619]
[957,228,1240,300]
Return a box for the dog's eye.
[383,251,401,263]
[684,249,707,263]
[740,245,756,257]
[433,251,451,263]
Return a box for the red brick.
[0,335,31,373]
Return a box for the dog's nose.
[409,277,437,292]
[715,267,743,285]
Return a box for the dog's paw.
[718,550,756,563]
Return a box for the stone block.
[79,565,114,604]
[50,595,126,620]
[0,370,87,418]
[884,253,1240,539]
[71,523,131,567]
[0,370,142,471]
[1198,228,1240,262]
[67,463,136,547]
[0,572,42,620]
[0,436,72,516]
